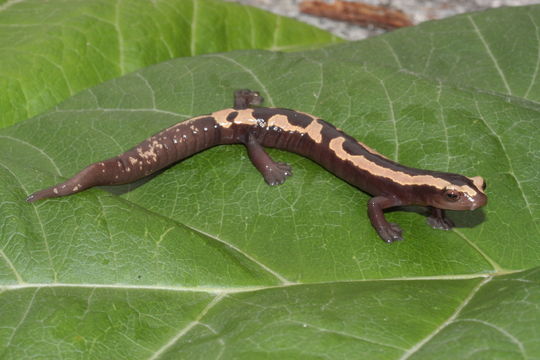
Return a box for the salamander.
[27,89,487,243]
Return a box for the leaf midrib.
[0,272,520,295]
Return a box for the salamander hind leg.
[245,133,292,186]
[426,207,455,230]
[234,89,264,109]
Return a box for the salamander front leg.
[245,133,292,186]
[368,196,403,243]
[426,207,455,230]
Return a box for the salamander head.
[430,175,487,211]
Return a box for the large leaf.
[0,0,340,128]
[1,5,540,360]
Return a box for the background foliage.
[0,0,339,128]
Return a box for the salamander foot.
[262,162,293,186]
[378,222,403,243]
[427,207,454,230]
[234,89,264,109]
[427,215,454,230]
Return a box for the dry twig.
[299,0,413,29]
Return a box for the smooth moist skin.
[27,89,487,242]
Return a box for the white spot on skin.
[136,140,160,162]
[53,188,58,194]
[72,186,79,192]
[129,157,138,165]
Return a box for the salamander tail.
[26,186,61,202]
[26,164,100,202]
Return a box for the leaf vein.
[5,287,39,347]
[287,320,407,351]
[148,294,225,360]
[473,100,538,233]
[467,15,512,95]
[0,161,58,282]
[181,222,295,286]
[435,80,451,171]
[456,318,527,357]
[114,0,125,74]
[190,0,198,56]
[380,78,399,161]
[524,13,540,99]
[452,229,504,272]
[0,135,61,175]
[398,276,492,360]
[0,248,24,284]
[0,0,24,12]
[0,273,511,295]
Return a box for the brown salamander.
[27,89,487,242]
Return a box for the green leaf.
[0,0,340,128]
[1,5,540,360]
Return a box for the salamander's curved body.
[27,89,487,242]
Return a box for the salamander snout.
[469,191,488,210]
[468,175,487,210]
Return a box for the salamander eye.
[444,189,460,202]
[482,180,487,191]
